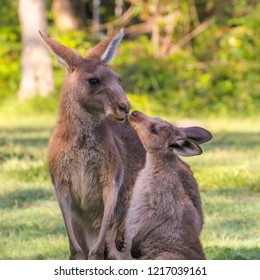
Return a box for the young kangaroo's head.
[39,29,130,122]
[129,111,212,156]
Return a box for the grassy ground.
[0,111,259,260]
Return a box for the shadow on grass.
[11,137,49,148]
[205,246,260,260]
[0,127,52,134]
[205,131,260,150]
[0,127,50,164]
[0,218,65,238]
[201,188,260,197]
[4,247,68,260]
[0,126,51,148]
[0,136,49,149]
[0,187,55,209]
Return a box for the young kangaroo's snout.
[129,110,212,155]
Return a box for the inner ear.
[39,31,81,71]
[85,29,124,64]
[169,138,202,157]
[179,126,213,144]
[101,29,124,64]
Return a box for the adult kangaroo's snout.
[118,102,130,114]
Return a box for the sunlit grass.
[0,110,259,259]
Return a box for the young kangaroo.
[124,111,212,260]
[39,30,145,259]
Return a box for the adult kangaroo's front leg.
[88,184,118,259]
[55,184,85,260]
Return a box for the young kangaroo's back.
[124,111,212,260]
[40,30,145,260]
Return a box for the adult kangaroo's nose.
[118,102,129,114]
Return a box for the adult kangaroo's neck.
[56,89,106,141]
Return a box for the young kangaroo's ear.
[85,28,124,64]
[180,126,213,144]
[39,31,82,72]
[169,138,202,157]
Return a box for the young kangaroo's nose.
[131,110,138,117]
[118,102,129,114]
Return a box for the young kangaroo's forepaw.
[115,225,126,252]
[115,238,125,252]
[131,240,142,259]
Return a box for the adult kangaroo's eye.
[88,79,101,86]
[150,125,157,134]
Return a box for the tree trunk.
[93,0,101,35]
[79,0,88,26]
[115,0,123,17]
[52,0,78,30]
[18,0,54,100]
[151,0,160,57]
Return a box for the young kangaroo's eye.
[150,125,157,134]
[88,79,101,86]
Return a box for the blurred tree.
[93,0,101,35]
[78,0,88,25]
[52,0,78,30]
[115,0,124,17]
[18,0,54,100]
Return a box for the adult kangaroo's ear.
[39,31,82,72]
[85,29,124,64]
[180,126,213,144]
[169,138,202,157]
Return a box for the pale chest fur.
[61,133,122,215]
[126,170,156,239]
[126,158,202,243]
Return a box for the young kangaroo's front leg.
[55,183,85,260]
[88,182,118,259]
[131,215,172,258]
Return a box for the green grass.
[0,110,259,260]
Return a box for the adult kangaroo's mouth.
[108,115,126,123]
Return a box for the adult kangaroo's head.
[39,29,130,123]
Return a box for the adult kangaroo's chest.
[65,137,119,214]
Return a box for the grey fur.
[124,111,212,260]
[40,33,146,260]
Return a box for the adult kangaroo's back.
[40,30,145,259]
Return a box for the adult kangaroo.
[39,30,145,259]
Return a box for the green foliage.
[0,1,260,116]
[0,26,21,101]
[0,0,19,27]
[115,7,260,116]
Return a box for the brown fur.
[124,111,212,260]
[40,32,145,259]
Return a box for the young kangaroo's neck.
[146,152,178,171]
